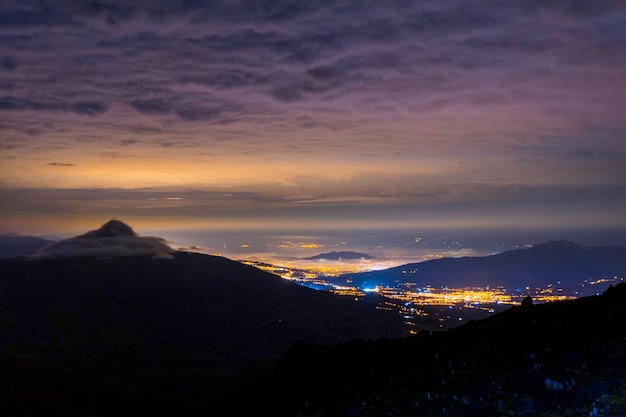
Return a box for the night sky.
[1,1,625,237]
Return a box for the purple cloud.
[0,0,625,231]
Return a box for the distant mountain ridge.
[0,233,52,259]
[338,240,626,292]
[303,251,375,260]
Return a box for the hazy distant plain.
[154,226,626,272]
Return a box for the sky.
[1,0,625,245]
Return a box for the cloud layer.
[0,1,625,232]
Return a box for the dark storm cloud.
[0,6,75,27]
[174,104,224,121]
[47,162,76,167]
[0,97,59,112]
[514,0,623,17]
[129,98,172,115]
[68,101,109,116]
[4,1,624,33]
[0,97,109,116]
[1,56,18,71]
[178,70,270,90]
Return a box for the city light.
[241,260,624,316]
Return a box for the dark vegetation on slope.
[221,283,626,417]
[0,252,405,416]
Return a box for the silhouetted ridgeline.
[339,240,626,292]
[221,283,626,417]
[0,233,52,259]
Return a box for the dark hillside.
[0,252,405,416]
[222,283,626,417]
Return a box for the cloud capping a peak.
[26,219,175,259]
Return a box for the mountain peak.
[25,220,173,260]
[303,251,375,261]
[83,220,137,238]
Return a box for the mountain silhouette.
[83,219,137,237]
[0,233,52,259]
[221,282,626,416]
[338,240,626,292]
[26,219,175,259]
[303,251,375,261]
[0,222,406,416]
